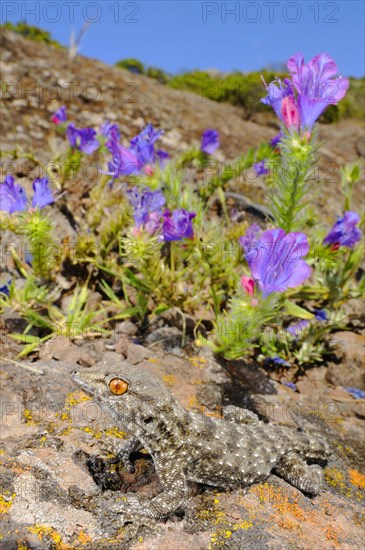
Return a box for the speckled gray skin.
[71,361,330,519]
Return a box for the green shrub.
[115,58,145,74]
[2,21,63,48]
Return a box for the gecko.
[71,360,330,519]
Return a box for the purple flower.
[201,129,220,154]
[261,53,349,131]
[239,224,261,252]
[282,381,297,390]
[0,176,54,213]
[287,52,349,130]
[0,175,27,213]
[144,211,162,234]
[51,105,67,124]
[0,280,11,296]
[314,309,327,322]
[287,319,310,336]
[107,137,142,177]
[162,209,196,241]
[106,124,166,178]
[261,77,297,127]
[155,149,170,167]
[270,131,283,148]
[323,211,361,249]
[254,160,269,177]
[127,187,165,229]
[32,178,54,208]
[344,387,365,400]
[130,124,164,166]
[241,228,312,297]
[66,123,100,154]
[264,356,290,367]
[100,121,121,141]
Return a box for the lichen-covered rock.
[1,351,364,549]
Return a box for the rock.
[326,331,365,389]
[342,298,365,328]
[39,335,83,363]
[115,321,138,336]
[126,343,153,364]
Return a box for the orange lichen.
[325,525,340,547]
[247,483,348,546]
[349,469,365,489]
[75,531,92,545]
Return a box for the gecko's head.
[70,359,182,430]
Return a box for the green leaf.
[17,342,42,357]
[123,268,150,291]
[151,303,170,316]
[284,300,314,319]
[10,333,41,344]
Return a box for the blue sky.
[2,1,364,76]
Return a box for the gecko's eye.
[109,378,128,396]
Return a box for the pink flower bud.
[281,96,300,131]
[241,276,255,296]
[144,165,154,176]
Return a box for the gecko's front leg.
[106,460,189,519]
[115,437,143,473]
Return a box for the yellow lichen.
[76,531,92,545]
[104,427,126,439]
[196,494,253,549]
[162,374,176,386]
[188,356,207,368]
[59,426,72,436]
[79,427,102,439]
[0,493,16,514]
[28,525,70,549]
[23,409,34,426]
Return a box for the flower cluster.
[127,187,196,241]
[262,52,349,131]
[162,209,196,241]
[66,123,100,154]
[106,124,169,178]
[0,176,54,213]
[127,187,165,233]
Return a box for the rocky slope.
[1,28,364,220]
